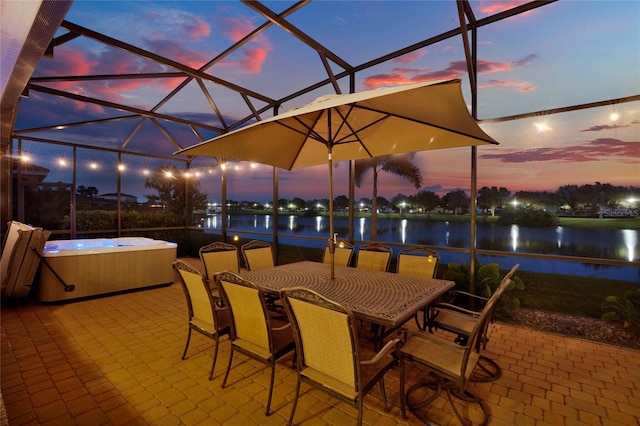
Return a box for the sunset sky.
[14,1,640,203]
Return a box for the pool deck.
[2,258,639,425]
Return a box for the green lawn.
[509,270,637,318]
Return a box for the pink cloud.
[34,44,190,109]
[221,17,256,43]
[393,49,427,64]
[186,16,211,39]
[217,17,272,73]
[34,46,98,90]
[364,54,539,91]
[581,123,635,132]
[241,47,269,73]
[478,1,529,15]
[480,138,640,163]
[479,79,536,92]
[145,39,210,69]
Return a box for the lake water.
[205,214,639,282]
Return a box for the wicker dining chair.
[281,287,401,426]
[426,264,520,381]
[395,247,441,330]
[173,260,230,380]
[199,241,240,281]
[355,243,392,272]
[241,240,275,271]
[322,240,354,268]
[428,264,520,347]
[398,266,517,425]
[397,246,440,278]
[214,271,295,416]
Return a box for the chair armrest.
[272,323,291,332]
[360,337,401,365]
[450,290,488,302]
[402,329,466,351]
[431,302,482,318]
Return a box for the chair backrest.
[281,287,360,396]
[214,271,272,354]
[397,247,440,278]
[174,260,219,333]
[199,242,240,282]
[241,240,275,271]
[322,241,354,268]
[484,263,520,320]
[355,243,392,272]
[460,263,520,375]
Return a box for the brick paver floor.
[2,258,639,425]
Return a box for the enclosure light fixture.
[118,164,125,172]
[142,169,150,176]
[89,161,98,170]
[58,158,67,167]
[610,111,619,122]
[534,122,550,133]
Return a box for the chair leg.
[447,386,489,426]
[181,328,192,360]
[400,357,407,420]
[414,311,424,331]
[222,348,234,388]
[208,336,220,381]
[378,378,388,412]
[265,360,276,416]
[286,376,301,426]
[469,355,501,382]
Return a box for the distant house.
[100,193,138,203]
[11,158,49,185]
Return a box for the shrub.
[443,258,524,311]
[497,208,559,227]
[602,288,640,334]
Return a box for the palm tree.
[354,153,422,241]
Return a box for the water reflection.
[400,219,407,244]
[208,213,638,264]
[511,224,519,251]
[358,217,366,240]
[623,229,637,262]
[205,215,218,228]
[445,221,450,245]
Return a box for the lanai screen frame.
[4,1,639,285]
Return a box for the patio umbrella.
[176,78,498,279]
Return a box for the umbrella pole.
[328,147,335,280]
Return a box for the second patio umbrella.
[176,78,499,279]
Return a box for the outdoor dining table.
[241,261,455,347]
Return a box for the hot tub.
[38,237,177,303]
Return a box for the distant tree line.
[226,182,638,218]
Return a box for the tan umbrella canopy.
[176,78,498,279]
